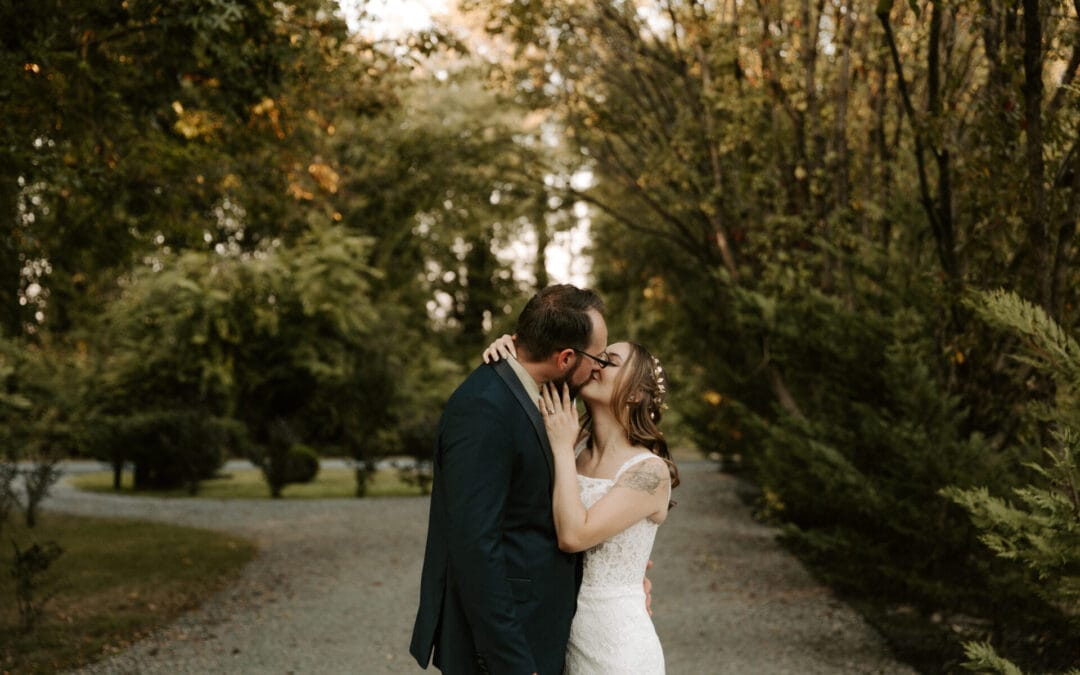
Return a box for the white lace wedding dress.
[565,452,668,675]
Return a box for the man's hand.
[643,559,654,616]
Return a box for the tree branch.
[877,5,960,288]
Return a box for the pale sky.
[336,0,591,288]
[338,0,448,37]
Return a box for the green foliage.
[961,639,1080,675]
[0,462,17,535]
[18,460,63,529]
[943,290,1080,670]
[472,0,1080,668]
[968,289,1080,393]
[960,641,1025,675]
[0,338,78,463]
[86,411,243,494]
[0,0,369,334]
[397,462,434,496]
[3,0,535,505]
[0,338,79,527]
[90,225,389,497]
[284,444,320,485]
[734,281,1011,612]
[6,0,1075,666]
[10,540,63,633]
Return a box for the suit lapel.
[492,360,554,490]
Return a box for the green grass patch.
[68,466,424,499]
[0,512,256,674]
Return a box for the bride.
[484,336,679,675]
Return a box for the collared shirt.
[506,355,543,410]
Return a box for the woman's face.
[579,341,633,407]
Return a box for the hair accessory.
[652,355,669,412]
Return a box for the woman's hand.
[481,334,517,363]
[540,382,579,455]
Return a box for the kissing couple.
[411,284,679,674]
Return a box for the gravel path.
[46,461,915,674]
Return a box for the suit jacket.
[410,360,580,675]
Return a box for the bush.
[89,411,243,494]
[0,462,17,535]
[393,409,439,496]
[249,419,322,498]
[284,444,320,484]
[11,539,63,632]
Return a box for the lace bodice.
[565,451,668,673]
[576,453,666,589]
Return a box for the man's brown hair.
[514,284,605,361]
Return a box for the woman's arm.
[541,384,669,553]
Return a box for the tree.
[465,0,1080,667]
[0,0,382,335]
[91,226,388,497]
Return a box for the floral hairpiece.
[651,355,669,419]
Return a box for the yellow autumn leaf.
[252,98,276,116]
[308,162,340,194]
[173,104,221,140]
[287,182,314,201]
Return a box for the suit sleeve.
[438,398,537,674]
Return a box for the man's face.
[557,308,609,399]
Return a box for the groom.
[410,284,609,675]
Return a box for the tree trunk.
[878,4,959,292]
[1022,0,1048,307]
[833,0,855,215]
[0,179,22,338]
[693,40,740,280]
[1050,143,1080,317]
[534,191,550,290]
[461,227,496,341]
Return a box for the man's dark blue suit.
[410,359,580,674]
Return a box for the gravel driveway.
[46,461,915,674]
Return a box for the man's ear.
[555,348,576,371]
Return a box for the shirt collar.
[505,355,543,409]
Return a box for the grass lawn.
[68,466,424,499]
[0,513,256,674]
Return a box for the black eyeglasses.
[572,348,616,369]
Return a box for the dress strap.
[612,452,662,482]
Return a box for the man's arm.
[439,400,536,674]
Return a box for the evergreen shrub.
[91,411,241,493]
[284,444,320,484]
[941,290,1080,672]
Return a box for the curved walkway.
[46,461,915,674]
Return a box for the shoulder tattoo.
[617,465,667,495]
